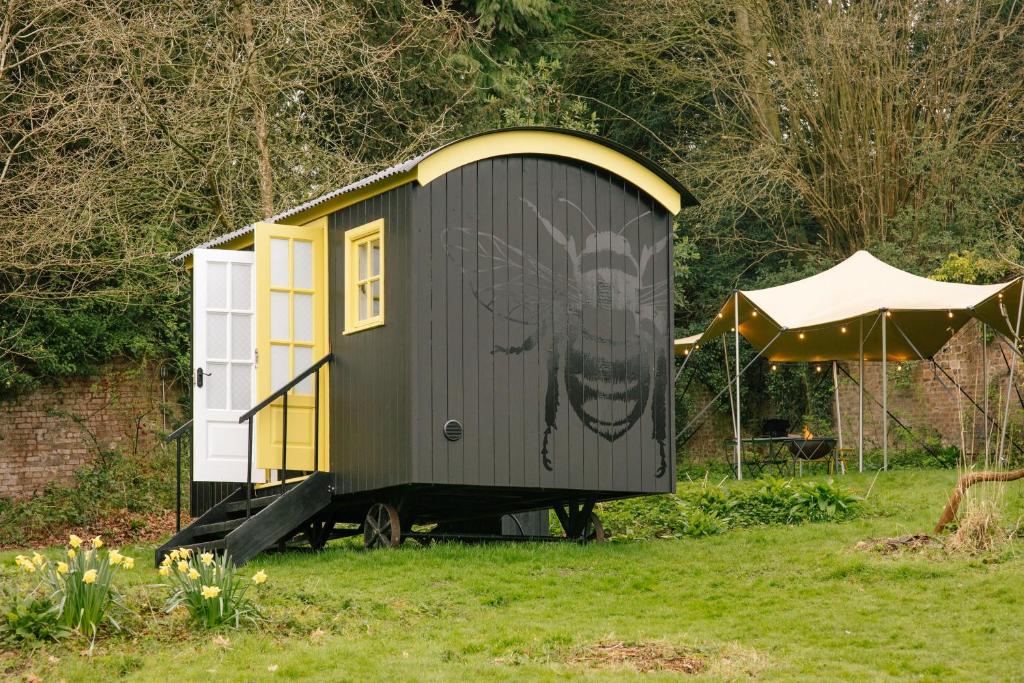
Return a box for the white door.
[193,249,264,483]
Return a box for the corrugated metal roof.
[173,127,696,263]
[173,151,429,261]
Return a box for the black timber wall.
[328,184,414,494]
[410,156,675,494]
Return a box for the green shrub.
[161,549,266,629]
[0,588,68,645]
[789,480,862,521]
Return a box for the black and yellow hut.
[166,127,696,562]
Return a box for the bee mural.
[444,196,671,478]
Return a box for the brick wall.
[0,361,182,500]
[679,321,1023,464]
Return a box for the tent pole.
[998,288,1024,464]
[983,323,989,466]
[858,317,864,473]
[833,361,844,473]
[882,310,888,471]
[734,291,742,481]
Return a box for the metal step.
[223,494,280,514]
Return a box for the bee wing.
[444,228,568,324]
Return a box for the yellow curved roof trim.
[415,130,683,215]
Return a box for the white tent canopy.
[676,251,1022,362]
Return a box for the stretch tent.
[675,251,1023,476]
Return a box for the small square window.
[344,219,385,333]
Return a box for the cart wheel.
[363,503,402,549]
[583,512,606,544]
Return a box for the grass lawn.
[4,468,1024,681]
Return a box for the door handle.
[196,367,212,388]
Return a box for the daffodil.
[161,555,172,567]
[188,568,200,580]
[91,536,103,549]
[251,570,268,585]
[109,550,124,566]
[82,569,98,584]
[169,549,180,561]
[69,534,83,548]
[158,566,171,577]
[56,561,69,574]
[67,549,76,559]
[123,556,135,570]
[177,547,191,558]
[200,552,214,566]
[177,560,189,573]
[200,585,221,600]
[31,552,45,566]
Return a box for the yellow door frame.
[253,219,330,476]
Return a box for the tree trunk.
[933,469,1024,534]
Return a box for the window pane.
[370,239,381,277]
[271,291,289,340]
[371,279,381,317]
[293,293,313,342]
[270,238,289,287]
[207,312,228,359]
[270,344,290,393]
[231,313,251,360]
[206,362,227,410]
[231,363,252,411]
[231,262,251,310]
[358,283,368,320]
[358,242,368,280]
[208,262,227,309]
[294,346,313,395]
[293,240,313,289]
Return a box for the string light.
[684,349,690,356]
[947,311,954,319]
[798,332,806,340]
[815,365,822,373]
[771,364,777,372]
[752,311,758,317]
[840,326,847,334]
[718,312,724,319]
[885,311,892,318]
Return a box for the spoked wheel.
[363,502,402,549]
[582,512,606,543]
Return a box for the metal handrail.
[165,419,193,532]
[237,352,333,518]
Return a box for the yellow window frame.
[344,218,385,333]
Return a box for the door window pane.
[208,262,228,308]
[371,280,381,317]
[358,283,368,320]
[270,238,289,287]
[231,263,252,310]
[293,241,313,289]
[270,292,289,340]
[207,313,228,359]
[293,293,313,342]
[358,242,368,280]
[231,313,252,360]
[370,239,381,276]
[293,346,313,395]
[207,362,227,410]
[231,364,252,410]
[270,344,290,393]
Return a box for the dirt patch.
[0,508,186,551]
[567,640,706,674]
[855,534,939,555]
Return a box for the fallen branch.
[934,470,1024,534]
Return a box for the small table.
[724,436,839,477]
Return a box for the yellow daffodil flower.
[69,534,83,548]
[169,549,180,561]
[251,570,268,585]
[82,569,98,584]
[91,536,103,549]
[161,555,172,567]
[56,561,69,574]
[31,552,45,566]
[67,549,76,559]
[178,547,191,558]
[123,556,134,570]
[158,566,171,577]
[177,560,189,573]
[188,568,200,580]
[200,552,214,566]
[109,550,124,566]
[200,585,221,600]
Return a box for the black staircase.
[157,354,335,567]
[155,471,334,566]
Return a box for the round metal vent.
[443,419,463,442]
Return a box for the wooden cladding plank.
[625,184,643,492]
[477,160,495,487]
[430,177,449,483]
[491,159,511,487]
[445,170,464,485]
[507,157,525,487]
[461,164,480,485]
